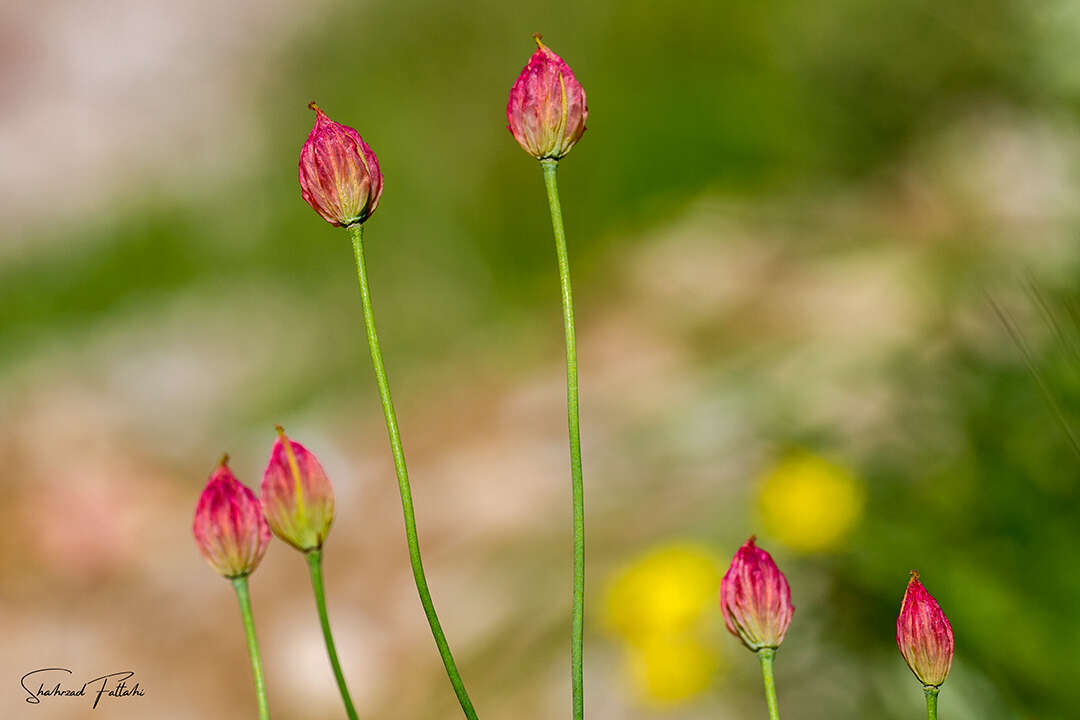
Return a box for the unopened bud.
[896,572,954,687]
[298,102,383,227]
[719,536,794,651]
[193,457,272,578]
[506,34,588,161]
[260,427,335,551]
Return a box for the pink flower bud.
[507,34,588,161]
[260,427,335,551]
[720,536,794,651]
[298,102,383,227]
[896,572,954,687]
[192,457,271,578]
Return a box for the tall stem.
[348,224,479,720]
[231,576,270,720]
[757,648,780,720]
[306,550,358,720]
[924,685,940,720]
[541,158,586,720]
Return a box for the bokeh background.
[2,0,1079,718]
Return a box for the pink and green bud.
[193,457,272,579]
[506,34,588,161]
[298,102,383,227]
[260,427,335,552]
[720,536,794,651]
[897,572,954,687]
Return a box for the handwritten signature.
[20,668,146,709]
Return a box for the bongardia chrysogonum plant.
[189,36,962,720]
[261,426,357,719]
[897,572,954,720]
[506,33,590,720]
[297,102,479,719]
[192,456,272,720]
[720,536,794,720]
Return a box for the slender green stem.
[231,576,270,720]
[306,550,358,720]
[924,685,940,720]
[541,158,586,720]
[348,224,479,720]
[757,648,780,720]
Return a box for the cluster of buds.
[296,35,590,230]
[192,429,337,579]
[261,39,974,719]
[719,537,955,702]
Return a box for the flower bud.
[720,536,794,651]
[260,427,335,551]
[507,34,588,161]
[193,457,271,578]
[298,102,383,227]
[896,572,954,687]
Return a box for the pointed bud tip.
[217,452,230,468]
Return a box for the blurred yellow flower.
[604,543,724,706]
[605,543,721,640]
[758,452,863,553]
[627,635,718,706]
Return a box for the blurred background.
[2,0,1079,718]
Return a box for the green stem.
[348,224,479,720]
[231,576,270,720]
[306,550,359,720]
[541,158,586,720]
[757,648,780,720]
[924,685,940,720]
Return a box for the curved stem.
[306,550,358,720]
[231,576,270,720]
[924,685,940,720]
[348,224,480,720]
[757,648,780,720]
[541,158,586,720]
